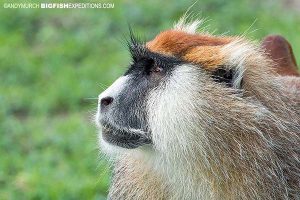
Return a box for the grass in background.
[0,0,299,199]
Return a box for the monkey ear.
[261,35,299,76]
[211,66,243,89]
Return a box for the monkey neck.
[151,81,299,199]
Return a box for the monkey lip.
[100,121,152,149]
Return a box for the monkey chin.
[99,136,129,156]
[98,132,153,159]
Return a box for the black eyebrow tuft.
[122,25,183,77]
[124,26,148,62]
[128,25,142,48]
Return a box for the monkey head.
[95,19,298,159]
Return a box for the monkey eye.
[150,66,163,73]
[141,57,163,75]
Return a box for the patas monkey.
[95,18,300,199]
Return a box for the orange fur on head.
[146,30,232,69]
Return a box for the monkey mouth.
[100,121,152,149]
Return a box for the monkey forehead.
[146,30,233,70]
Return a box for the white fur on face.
[147,64,207,153]
[147,64,213,199]
[95,75,130,127]
[98,75,130,103]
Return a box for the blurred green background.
[0,0,299,199]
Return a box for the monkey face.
[96,25,257,154]
[96,38,184,150]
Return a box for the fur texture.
[96,18,300,200]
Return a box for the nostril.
[101,96,114,107]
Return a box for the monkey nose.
[100,96,114,110]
